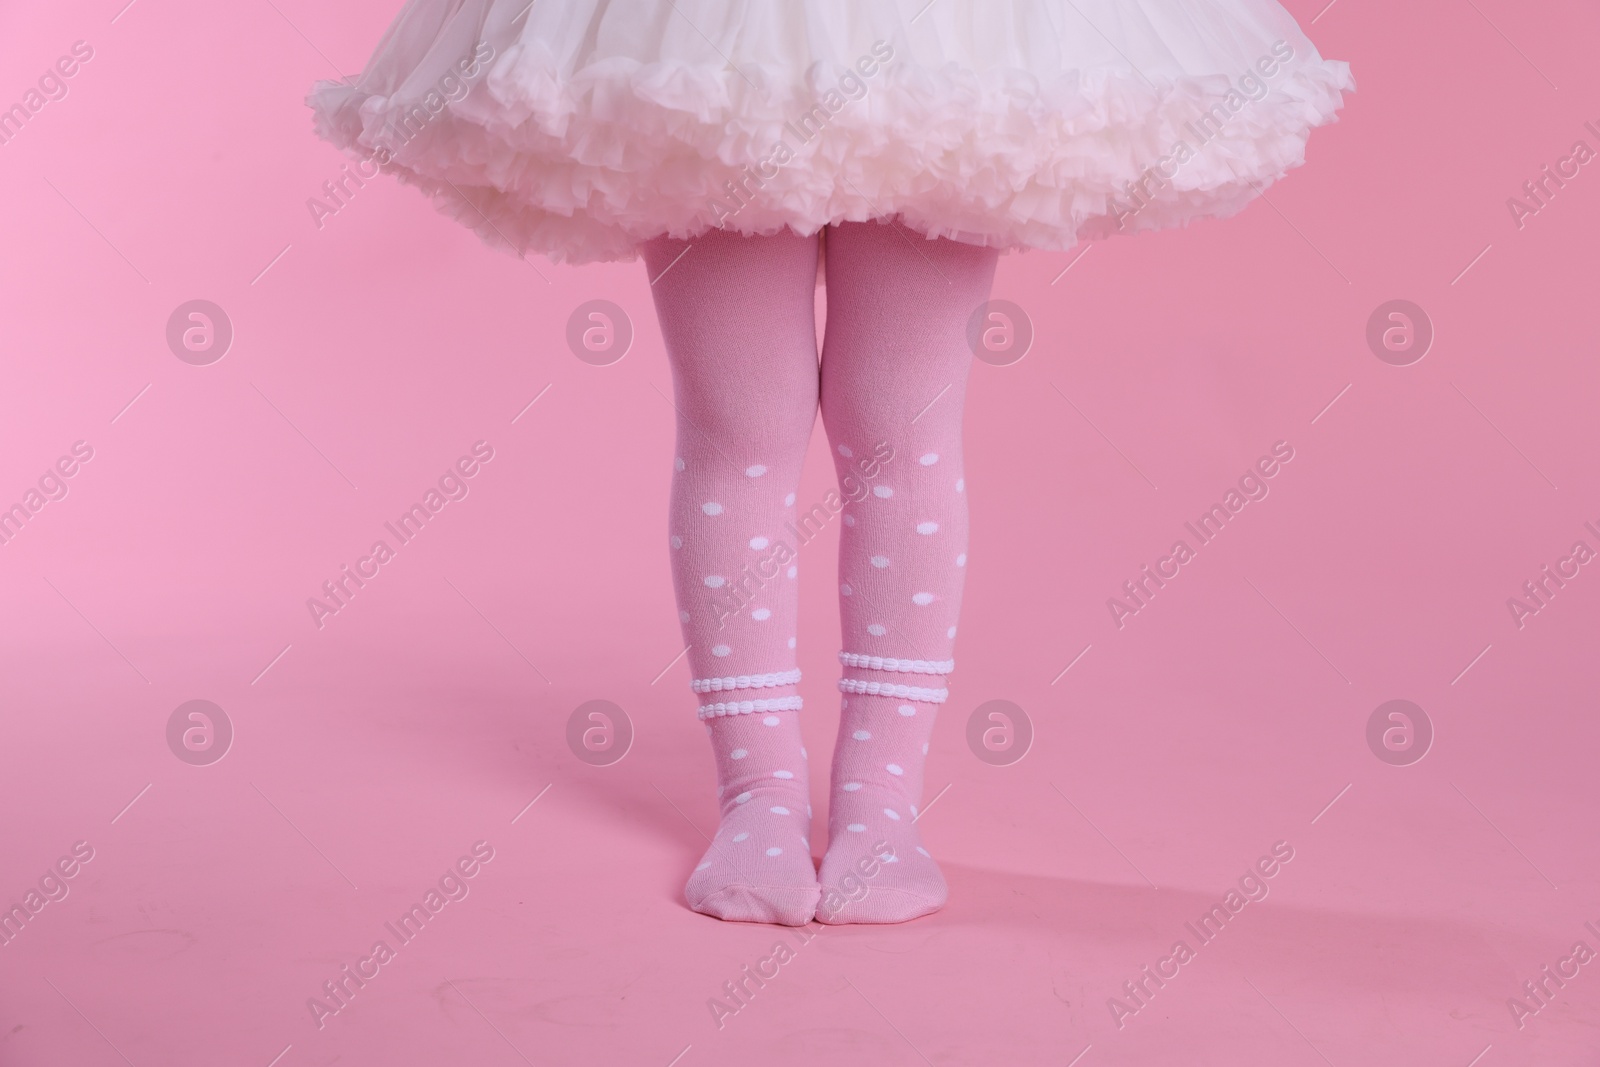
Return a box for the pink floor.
[2,1,1598,1064]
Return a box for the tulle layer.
[307,0,1353,264]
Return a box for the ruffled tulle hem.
[307,47,1353,264]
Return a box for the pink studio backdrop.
[1,1,1596,1065]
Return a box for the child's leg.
[814,219,1000,923]
[640,226,822,925]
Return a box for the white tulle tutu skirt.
[306,0,1353,264]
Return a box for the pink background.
[2,0,1597,1064]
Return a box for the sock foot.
[690,881,821,926]
[815,791,947,924]
[685,711,818,925]
[815,695,947,924]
